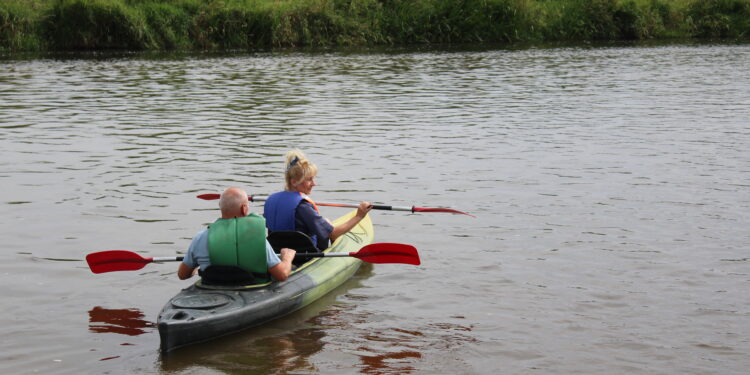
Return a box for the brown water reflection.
[160,322,327,374]
[312,307,477,375]
[188,330,323,374]
[159,264,476,374]
[161,303,477,375]
[160,264,375,373]
[88,306,155,336]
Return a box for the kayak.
[157,210,373,353]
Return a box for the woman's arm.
[329,201,372,242]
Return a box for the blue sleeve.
[266,240,281,268]
[295,201,334,249]
[183,229,210,270]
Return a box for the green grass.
[0,0,45,51]
[1,0,748,52]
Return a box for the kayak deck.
[157,210,373,353]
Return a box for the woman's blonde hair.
[284,149,318,191]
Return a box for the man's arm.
[177,262,197,280]
[179,229,207,280]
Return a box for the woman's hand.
[356,201,373,218]
[331,202,373,243]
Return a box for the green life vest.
[207,213,267,280]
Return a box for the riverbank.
[1,0,749,52]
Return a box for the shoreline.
[2,0,749,53]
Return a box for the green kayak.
[157,210,374,353]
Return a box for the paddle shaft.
[296,201,414,212]
[86,243,419,273]
[198,193,461,214]
[295,252,356,258]
[154,253,382,260]
[248,194,412,212]
[152,254,345,261]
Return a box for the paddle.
[86,243,420,274]
[86,251,182,274]
[196,193,475,217]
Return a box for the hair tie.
[287,156,300,171]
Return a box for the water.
[1,42,749,374]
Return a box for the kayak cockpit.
[267,230,319,267]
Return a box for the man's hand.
[270,248,297,282]
[279,247,297,263]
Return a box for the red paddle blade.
[351,243,421,265]
[86,250,152,274]
[196,193,221,200]
[412,206,476,217]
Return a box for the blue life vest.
[264,191,321,246]
[264,191,302,231]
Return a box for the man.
[178,187,296,282]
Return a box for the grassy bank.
[1,0,749,52]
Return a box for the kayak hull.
[157,210,373,353]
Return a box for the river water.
[1,42,748,374]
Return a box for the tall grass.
[42,0,154,50]
[0,0,44,51]
[537,0,687,40]
[1,0,748,52]
[687,0,750,37]
[375,0,539,44]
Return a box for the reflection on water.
[217,329,323,374]
[88,306,155,336]
[160,269,477,375]
[360,350,421,375]
[311,305,477,375]
[163,328,327,374]
[160,264,375,373]
[161,301,477,375]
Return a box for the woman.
[263,150,372,250]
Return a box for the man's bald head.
[219,187,249,218]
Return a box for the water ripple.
[1,43,749,374]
